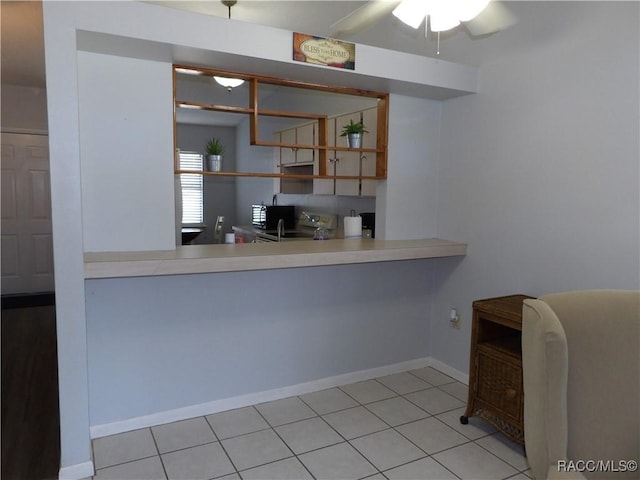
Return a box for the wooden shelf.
[174,64,386,98]
[258,110,328,120]
[175,169,382,180]
[176,101,253,115]
[173,65,389,182]
[176,101,330,121]
[253,139,382,153]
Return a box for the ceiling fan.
[329,0,517,38]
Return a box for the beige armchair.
[522,290,639,480]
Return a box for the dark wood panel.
[1,293,55,310]
[1,305,60,480]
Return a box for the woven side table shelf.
[460,294,534,445]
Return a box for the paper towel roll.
[344,216,362,238]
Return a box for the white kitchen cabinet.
[279,123,315,166]
[276,124,316,193]
[334,112,361,196]
[279,128,296,165]
[313,117,334,194]
[296,123,315,164]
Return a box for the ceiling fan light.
[457,0,491,22]
[429,12,461,32]
[392,0,429,29]
[214,76,245,91]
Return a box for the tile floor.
[91,367,531,480]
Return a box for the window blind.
[179,151,204,225]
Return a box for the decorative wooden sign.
[293,33,355,70]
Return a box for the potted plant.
[205,137,225,171]
[340,120,368,148]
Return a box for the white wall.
[78,52,175,252]
[85,261,435,426]
[43,4,91,471]
[431,1,640,372]
[377,94,442,240]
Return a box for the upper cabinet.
[278,122,316,166]
[311,111,374,196]
[173,65,388,196]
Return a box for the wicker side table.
[460,294,534,444]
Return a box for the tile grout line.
[92,427,162,475]
[216,407,275,476]
[91,371,528,480]
[472,432,528,474]
[252,400,317,480]
[308,378,455,477]
[295,393,383,477]
[148,427,170,480]
[202,414,243,479]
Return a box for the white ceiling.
[1,0,510,89]
[146,0,471,58]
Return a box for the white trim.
[429,358,469,385]
[90,356,437,439]
[58,461,94,480]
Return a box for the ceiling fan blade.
[464,1,517,36]
[329,0,401,37]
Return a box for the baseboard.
[90,356,437,439]
[58,460,94,480]
[429,358,469,385]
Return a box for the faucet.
[276,218,284,242]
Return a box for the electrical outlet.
[449,308,461,329]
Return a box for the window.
[179,151,204,225]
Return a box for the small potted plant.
[340,120,368,149]
[205,137,225,171]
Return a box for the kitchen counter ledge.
[84,238,467,279]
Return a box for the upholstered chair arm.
[522,299,574,480]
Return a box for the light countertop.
[84,238,467,279]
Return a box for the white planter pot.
[347,133,362,149]
[206,154,222,172]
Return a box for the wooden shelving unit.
[173,64,388,181]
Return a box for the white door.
[1,133,54,294]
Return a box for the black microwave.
[251,205,296,231]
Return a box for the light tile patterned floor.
[91,367,531,480]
